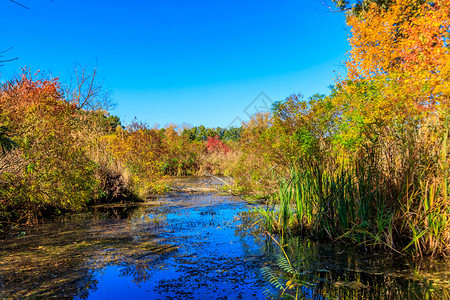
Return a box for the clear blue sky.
[0,0,349,127]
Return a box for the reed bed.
[258,117,450,257]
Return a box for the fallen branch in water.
[202,172,237,195]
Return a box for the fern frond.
[261,266,284,290]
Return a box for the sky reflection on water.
[1,178,449,299]
[80,192,270,299]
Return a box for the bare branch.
[8,0,30,9]
[7,0,55,9]
[0,47,19,66]
[65,64,115,112]
[321,0,352,12]
[0,47,15,55]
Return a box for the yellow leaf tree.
[343,0,450,118]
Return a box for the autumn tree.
[331,0,450,156]
[345,0,449,112]
[0,71,101,223]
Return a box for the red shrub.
[205,136,230,154]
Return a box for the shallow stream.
[0,177,449,299]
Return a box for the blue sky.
[0,0,349,127]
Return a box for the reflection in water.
[261,235,450,299]
[0,190,271,299]
[0,177,449,299]
[0,204,176,298]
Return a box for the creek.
[0,177,448,299]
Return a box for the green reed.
[258,163,401,252]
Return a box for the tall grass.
[259,116,450,256]
[259,165,395,248]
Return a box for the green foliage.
[256,103,449,255]
[182,126,242,142]
[230,93,337,195]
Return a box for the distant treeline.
[181,126,242,142]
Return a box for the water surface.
[0,177,449,299]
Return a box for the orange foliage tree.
[0,71,100,223]
[343,0,450,119]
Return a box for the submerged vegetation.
[261,233,450,299]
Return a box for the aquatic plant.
[262,234,450,299]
